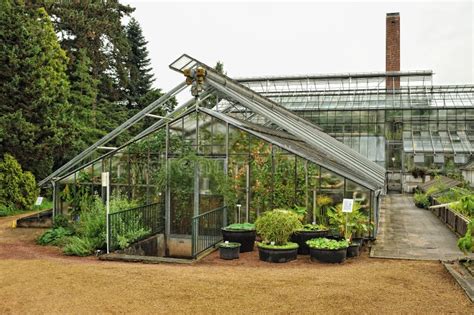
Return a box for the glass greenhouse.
[40,55,385,258]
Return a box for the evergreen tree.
[0,2,70,179]
[55,48,105,167]
[125,18,155,109]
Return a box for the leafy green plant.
[457,220,473,254]
[459,195,474,218]
[219,242,241,248]
[257,242,299,250]
[306,237,349,250]
[63,236,95,256]
[413,192,429,209]
[300,223,327,232]
[37,227,74,246]
[290,205,307,222]
[315,195,333,225]
[52,214,71,229]
[255,209,303,246]
[327,202,370,240]
[224,223,255,231]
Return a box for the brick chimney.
[386,12,400,89]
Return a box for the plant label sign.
[101,172,109,187]
[35,197,43,206]
[342,199,354,213]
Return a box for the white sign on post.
[35,197,43,206]
[342,198,354,213]
[101,172,109,187]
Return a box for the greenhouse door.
[386,142,403,192]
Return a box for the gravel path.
[0,214,472,314]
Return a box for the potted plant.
[289,205,329,255]
[327,202,369,258]
[255,209,303,263]
[306,238,349,263]
[291,223,329,255]
[221,222,256,252]
[218,241,241,260]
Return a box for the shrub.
[306,237,349,250]
[457,220,473,254]
[255,209,302,245]
[413,192,429,209]
[37,227,74,246]
[63,236,95,256]
[0,154,38,210]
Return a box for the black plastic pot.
[309,248,347,263]
[258,245,298,263]
[221,229,256,252]
[219,244,241,260]
[291,230,329,255]
[351,237,364,247]
[346,243,360,258]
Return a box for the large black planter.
[291,230,329,255]
[346,243,360,258]
[309,248,347,263]
[219,243,241,260]
[258,245,299,263]
[221,229,256,252]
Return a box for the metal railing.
[108,202,164,251]
[191,206,227,258]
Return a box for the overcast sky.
[122,0,473,93]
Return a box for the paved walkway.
[371,194,473,261]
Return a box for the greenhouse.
[40,54,385,258]
[237,72,474,191]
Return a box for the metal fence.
[108,202,164,251]
[191,206,227,258]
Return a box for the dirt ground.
[0,214,472,314]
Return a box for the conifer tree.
[0,2,70,179]
[125,18,155,109]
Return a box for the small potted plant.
[306,237,349,263]
[291,223,329,255]
[218,241,241,260]
[221,222,256,252]
[327,202,369,258]
[289,205,329,255]
[255,209,303,263]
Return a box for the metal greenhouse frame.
[41,54,385,258]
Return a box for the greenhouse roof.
[201,107,380,189]
[238,85,474,111]
[41,54,387,191]
[403,130,473,155]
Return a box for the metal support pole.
[52,181,57,218]
[165,123,171,256]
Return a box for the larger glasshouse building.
[40,13,474,258]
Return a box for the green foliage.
[459,195,474,218]
[306,238,349,250]
[255,210,303,245]
[219,242,241,248]
[37,227,74,246]
[413,192,430,209]
[257,242,299,250]
[300,224,328,232]
[435,187,472,204]
[315,195,333,225]
[457,220,474,254]
[61,193,140,256]
[63,236,95,257]
[0,3,70,179]
[52,214,71,229]
[125,18,154,109]
[0,154,38,210]
[290,205,307,222]
[327,203,370,240]
[224,223,255,231]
